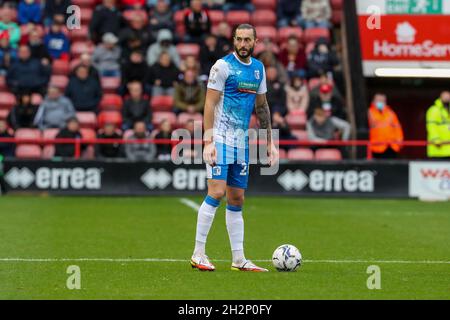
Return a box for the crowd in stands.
[0,0,353,161]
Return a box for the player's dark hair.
[232,24,257,40]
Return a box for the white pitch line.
[0,258,449,264]
[179,198,200,211]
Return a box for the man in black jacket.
[96,123,123,158]
[65,65,103,113]
[307,83,346,120]
[7,45,51,95]
[54,117,86,157]
[122,81,152,131]
[89,0,123,44]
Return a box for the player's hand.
[203,142,217,166]
[267,142,279,166]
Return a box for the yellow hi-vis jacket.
[426,99,450,158]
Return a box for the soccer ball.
[272,244,302,272]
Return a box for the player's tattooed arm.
[255,94,272,142]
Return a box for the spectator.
[120,50,150,93]
[285,72,309,114]
[89,0,123,44]
[118,14,153,60]
[92,32,121,77]
[44,16,70,61]
[174,70,205,114]
[199,34,225,78]
[149,0,174,39]
[125,121,157,161]
[122,81,152,131]
[65,65,103,113]
[96,122,123,158]
[308,83,346,120]
[307,107,351,143]
[426,91,450,159]
[33,86,76,130]
[7,45,51,95]
[222,0,254,12]
[215,22,231,54]
[266,67,287,116]
[180,54,200,75]
[0,8,21,49]
[146,28,180,68]
[272,111,297,151]
[368,93,404,159]
[301,0,331,29]
[71,53,100,85]
[43,0,71,26]
[27,29,51,62]
[257,51,289,85]
[309,73,342,101]
[18,0,42,25]
[307,38,339,78]
[277,0,302,27]
[54,117,86,158]
[148,51,180,96]
[0,32,17,74]
[154,118,172,161]
[184,0,211,44]
[0,119,15,158]
[7,92,39,129]
[279,35,307,78]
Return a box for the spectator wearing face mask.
[307,38,339,79]
[426,91,450,159]
[368,93,404,159]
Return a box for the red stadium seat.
[14,129,41,142]
[255,26,278,43]
[77,112,97,129]
[278,148,287,160]
[308,77,321,90]
[98,111,122,128]
[291,130,308,141]
[72,0,96,8]
[69,25,89,42]
[42,145,55,159]
[152,111,177,127]
[330,0,343,10]
[150,95,174,112]
[15,145,42,159]
[252,0,277,10]
[80,128,96,140]
[315,148,343,161]
[100,77,121,94]
[99,94,123,111]
[304,28,331,43]
[208,10,225,26]
[286,112,307,129]
[174,9,186,26]
[50,75,69,90]
[254,41,280,56]
[332,10,343,25]
[52,59,70,76]
[278,27,303,43]
[0,109,8,120]
[176,43,200,59]
[0,92,16,110]
[42,129,59,158]
[251,10,277,27]
[80,8,93,24]
[70,42,94,59]
[177,112,203,126]
[226,11,251,26]
[42,128,59,141]
[287,148,314,161]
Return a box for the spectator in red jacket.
[279,35,307,78]
[183,0,211,44]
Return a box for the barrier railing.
[0,137,445,160]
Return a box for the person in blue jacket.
[18,0,42,24]
[44,16,70,60]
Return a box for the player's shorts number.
[240,163,248,176]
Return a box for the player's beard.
[234,45,254,59]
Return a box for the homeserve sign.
[5,167,101,190]
[374,21,450,58]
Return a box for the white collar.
[233,52,252,66]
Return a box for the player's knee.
[208,189,226,200]
[228,194,244,207]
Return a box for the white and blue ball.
[272,244,302,272]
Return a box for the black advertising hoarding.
[2,160,409,198]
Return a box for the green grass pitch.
[0,196,449,299]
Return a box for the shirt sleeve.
[207,59,228,92]
[257,66,267,94]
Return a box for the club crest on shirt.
[254,70,260,80]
